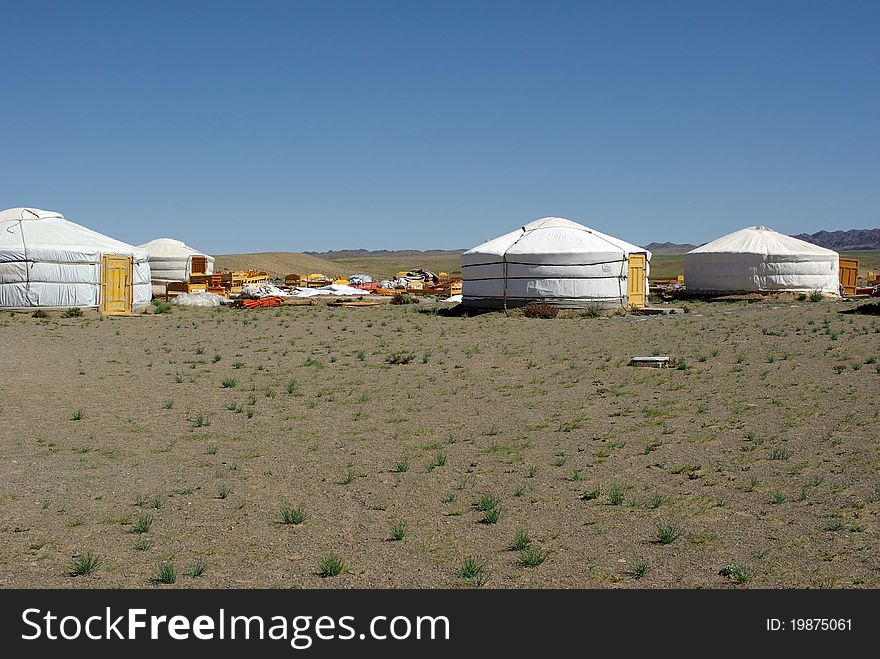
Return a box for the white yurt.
[683,226,840,296]
[461,217,651,308]
[139,238,214,297]
[0,207,151,312]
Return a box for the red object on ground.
[232,296,286,308]
[351,282,378,291]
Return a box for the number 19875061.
[767,618,852,631]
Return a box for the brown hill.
[792,228,880,250]
[213,252,344,279]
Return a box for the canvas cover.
[139,237,215,284]
[0,207,151,308]
[683,226,840,295]
[461,217,651,308]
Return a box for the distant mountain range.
[644,241,697,252]
[305,248,466,259]
[792,228,880,251]
[645,229,880,253]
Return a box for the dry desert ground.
[1,298,878,588]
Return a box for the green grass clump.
[318,554,345,578]
[480,507,501,524]
[476,494,498,512]
[608,486,625,506]
[719,563,749,584]
[69,552,99,576]
[385,351,414,365]
[187,558,207,578]
[655,523,680,545]
[456,556,487,586]
[509,528,531,551]
[280,505,306,525]
[630,558,650,579]
[519,547,547,567]
[156,562,177,584]
[152,301,173,314]
[132,515,153,534]
[389,520,407,541]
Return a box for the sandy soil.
[0,299,878,588]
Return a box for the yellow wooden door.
[101,254,133,315]
[838,258,859,296]
[190,255,208,276]
[627,253,647,308]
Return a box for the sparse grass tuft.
[655,523,680,544]
[280,505,306,525]
[719,563,749,584]
[608,486,626,506]
[318,553,345,578]
[522,303,558,319]
[631,558,650,579]
[509,528,532,551]
[519,547,547,566]
[389,520,407,541]
[476,494,498,512]
[385,351,414,365]
[132,515,153,534]
[770,447,791,461]
[187,558,207,578]
[69,552,99,576]
[156,562,177,584]
[456,556,487,586]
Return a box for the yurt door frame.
[838,258,859,297]
[189,255,208,277]
[627,253,647,308]
[100,254,133,315]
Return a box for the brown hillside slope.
[214,252,344,279]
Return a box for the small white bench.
[628,356,670,368]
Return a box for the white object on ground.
[292,284,367,297]
[171,292,227,307]
[348,273,373,284]
[240,283,291,298]
[442,294,463,303]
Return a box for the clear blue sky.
[2,0,877,253]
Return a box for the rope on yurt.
[502,227,529,311]
[17,210,34,291]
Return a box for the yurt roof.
[139,237,212,259]
[0,207,146,257]
[687,226,838,257]
[462,217,650,261]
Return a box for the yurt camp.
[139,238,214,297]
[461,217,651,309]
[683,226,841,296]
[0,207,151,313]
